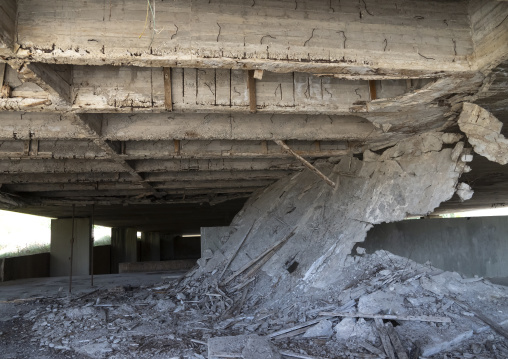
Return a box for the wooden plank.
[275,140,336,188]
[319,312,451,323]
[375,318,396,359]
[386,323,409,359]
[248,70,256,113]
[163,67,172,111]
[369,80,377,100]
[0,63,5,86]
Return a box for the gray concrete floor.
[0,271,187,302]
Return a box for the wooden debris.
[163,67,173,111]
[385,322,409,359]
[223,230,295,285]
[253,69,264,80]
[358,340,385,356]
[375,318,396,359]
[267,316,335,339]
[218,222,256,280]
[452,297,508,341]
[248,69,256,113]
[190,339,207,345]
[319,311,451,323]
[274,140,336,188]
[280,350,322,359]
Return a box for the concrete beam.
[0,172,133,184]
[0,159,127,173]
[469,0,508,71]
[131,158,303,172]
[97,113,381,141]
[143,170,292,182]
[12,0,474,77]
[0,191,25,209]
[0,0,16,54]
[71,114,156,192]
[0,112,94,140]
[11,183,269,196]
[19,63,72,104]
[120,139,352,159]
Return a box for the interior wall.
[361,216,508,279]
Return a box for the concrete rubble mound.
[1,251,508,358]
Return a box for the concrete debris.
[334,317,357,340]
[303,319,333,338]
[456,182,474,202]
[458,102,508,165]
[1,251,508,358]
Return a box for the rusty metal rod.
[69,204,75,293]
[90,204,95,287]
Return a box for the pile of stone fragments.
[1,250,508,358]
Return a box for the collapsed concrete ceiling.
[0,0,507,231]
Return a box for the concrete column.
[160,233,177,260]
[140,232,161,262]
[200,226,230,257]
[110,227,138,274]
[50,218,91,277]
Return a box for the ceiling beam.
[11,0,474,77]
[0,172,133,184]
[95,113,380,141]
[18,63,72,104]
[131,158,303,172]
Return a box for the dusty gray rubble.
[1,251,508,358]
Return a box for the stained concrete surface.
[362,216,508,279]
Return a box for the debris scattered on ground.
[1,250,508,358]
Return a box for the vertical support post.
[0,63,6,87]
[369,80,377,101]
[248,70,257,113]
[90,204,95,286]
[69,205,75,293]
[163,67,173,111]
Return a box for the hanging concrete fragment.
[458,102,508,165]
[190,132,471,301]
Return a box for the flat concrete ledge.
[119,260,196,273]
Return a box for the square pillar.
[140,232,161,262]
[50,218,91,277]
[110,227,138,274]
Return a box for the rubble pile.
[1,251,508,358]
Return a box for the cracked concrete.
[458,102,508,165]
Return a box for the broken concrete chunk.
[208,335,281,359]
[242,334,281,359]
[456,182,473,202]
[303,319,333,338]
[363,150,380,162]
[451,141,465,162]
[334,317,357,340]
[458,102,508,165]
[441,133,463,144]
